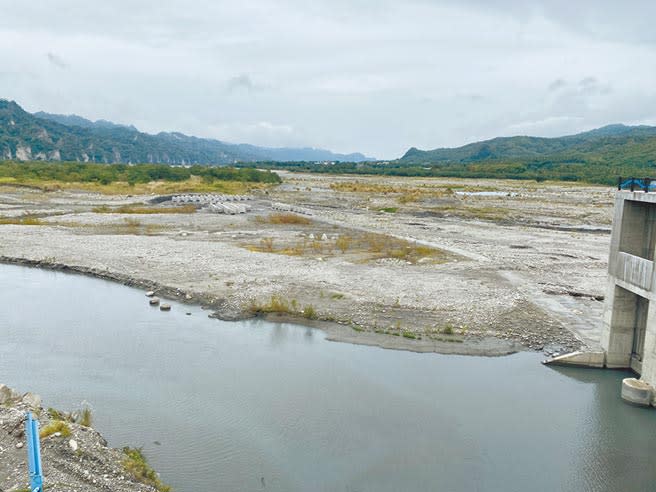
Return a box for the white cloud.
[0,0,655,158]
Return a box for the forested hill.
[393,125,656,184]
[401,125,656,165]
[240,125,656,185]
[0,100,371,164]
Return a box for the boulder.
[22,392,41,409]
[0,384,19,405]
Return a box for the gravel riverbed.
[0,175,614,356]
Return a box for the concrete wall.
[603,286,639,368]
[618,200,656,260]
[601,191,656,388]
[640,302,656,386]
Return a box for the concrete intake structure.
[600,187,656,405]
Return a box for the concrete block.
[620,378,654,406]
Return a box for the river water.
[0,264,654,492]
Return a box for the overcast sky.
[1,0,655,159]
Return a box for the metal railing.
[618,177,656,192]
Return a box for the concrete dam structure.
[548,179,656,406]
[601,183,656,405]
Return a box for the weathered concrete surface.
[543,350,605,368]
[621,377,654,406]
[601,191,656,388]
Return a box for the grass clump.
[402,331,417,339]
[379,207,398,213]
[123,447,171,492]
[47,407,74,422]
[79,406,93,427]
[251,295,291,315]
[0,214,46,225]
[40,420,71,438]
[330,182,399,193]
[335,235,352,253]
[257,213,311,225]
[302,304,317,319]
[260,237,275,252]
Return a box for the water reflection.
[1,264,655,492]
[548,366,656,492]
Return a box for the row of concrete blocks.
[271,202,313,216]
[172,194,253,204]
[208,202,251,214]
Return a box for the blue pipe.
[25,412,44,492]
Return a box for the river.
[0,264,654,492]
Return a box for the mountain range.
[0,100,372,164]
[3,98,656,184]
[400,124,656,166]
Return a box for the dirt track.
[0,173,615,356]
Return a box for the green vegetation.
[79,406,93,427]
[255,212,312,225]
[402,331,417,339]
[250,295,292,315]
[236,125,656,185]
[122,447,171,492]
[0,100,366,164]
[441,324,455,335]
[0,213,46,225]
[302,304,317,319]
[245,229,448,264]
[47,407,73,422]
[40,420,71,438]
[249,296,318,321]
[0,161,280,190]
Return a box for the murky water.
[1,264,654,492]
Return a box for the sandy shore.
[0,174,614,356]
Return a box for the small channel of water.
[0,264,654,492]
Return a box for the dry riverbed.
[0,174,614,356]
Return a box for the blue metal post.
[25,412,44,492]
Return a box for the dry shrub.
[260,237,275,252]
[335,235,352,253]
[265,213,311,225]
